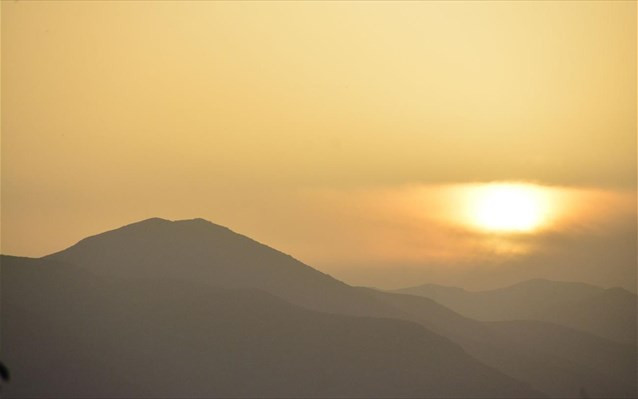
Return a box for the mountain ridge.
[3,217,635,398]
[2,255,541,398]
[395,279,637,345]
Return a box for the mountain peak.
[42,217,359,314]
[54,217,236,252]
[119,216,171,228]
[117,217,225,229]
[44,217,260,265]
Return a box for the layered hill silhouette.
[2,257,536,398]
[395,279,638,345]
[2,218,636,398]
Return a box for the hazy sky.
[1,1,636,290]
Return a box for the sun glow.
[465,183,552,233]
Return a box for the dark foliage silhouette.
[0,361,9,382]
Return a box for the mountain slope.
[45,218,395,318]
[395,280,637,345]
[1,256,539,398]
[370,290,637,399]
[8,217,635,397]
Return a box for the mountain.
[3,218,636,397]
[371,290,637,399]
[395,279,638,345]
[1,256,537,398]
[45,218,395,317]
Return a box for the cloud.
[286,183,636,290]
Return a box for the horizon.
[2,215,634,293]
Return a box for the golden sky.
[1,1,636,289]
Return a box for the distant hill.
[371,289,636,398]
[2,256,537,398]
[395,279,637,345]
[3,218,635,398]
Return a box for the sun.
[466,183,550,233]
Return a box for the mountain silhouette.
[2,256,538,398]
[2,218,636,398]
[45,218,395,317]
[395,279,637,345]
